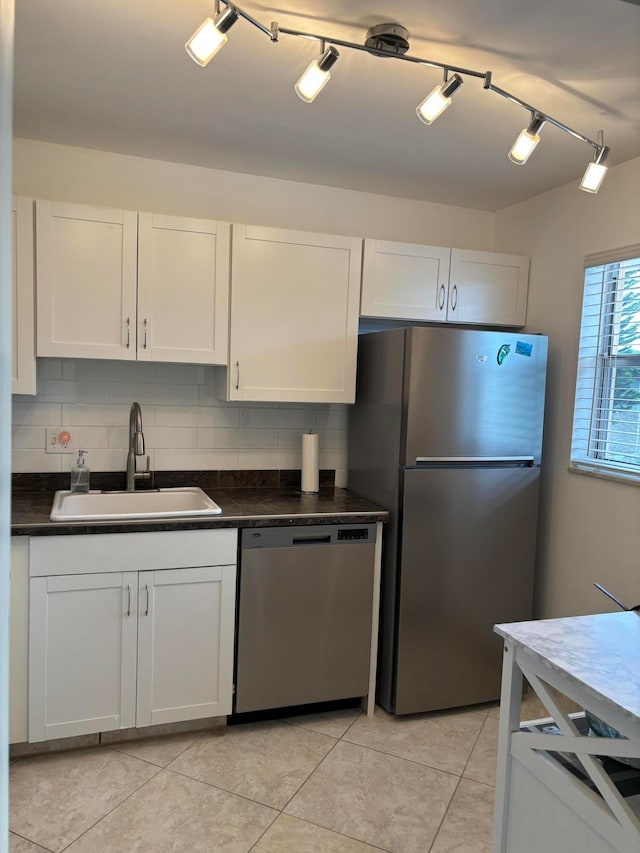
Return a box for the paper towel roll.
[301,431,319,493]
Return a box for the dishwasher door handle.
[291,535,332,545]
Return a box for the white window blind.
[571,246,640,484]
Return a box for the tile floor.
[9,691,558,853]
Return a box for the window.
[571,246,640,484]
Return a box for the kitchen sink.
[50,487,222,521]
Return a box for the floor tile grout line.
[162,765,283,813]
[266,812,394,852]
[459,712,492,780]
[107,726,213,769]
[277,733,343,814]
[278,707,363,739]
[244,806,281,853]
[427,715,496,853]
[339,707,364,739]
[247,734,395,853]
[339,734,474,780]
[427,774,465,853]
[427,708,495,852]
[56,763,165,852]
[9,830,56,853]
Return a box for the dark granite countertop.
[11,471,388,536]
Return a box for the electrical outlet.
[46,428,74,454]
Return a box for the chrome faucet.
[126,402,152,491]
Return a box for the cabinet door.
[10,537,29,744]
[36,201,137,359]
[29,572,138,742]
[137,214,230,364]
[448,249,529,327]
[136,564,236,727]
[11,197,36,395]
[228,225,362,403]
[361,239,450,322]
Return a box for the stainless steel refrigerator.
[348,326,547,715]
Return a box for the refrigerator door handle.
[414,456,535,467]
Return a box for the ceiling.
[13,0,640,211]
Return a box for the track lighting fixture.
[416,73,463,125]
[580,145,610,194]
[185,2,612,194]
[185,5,238,67]
[508,114,545,165]
[295,46,340,103]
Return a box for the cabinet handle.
[451,284,458,311]
[438,284,446,310]
[144,584,149,616]
[126,584,131,617]
[235,360,240,391]
[125,317,130,349]
[143,318,148,349]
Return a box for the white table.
[493,613,640,853]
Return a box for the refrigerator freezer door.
[393,466,540,715]
[403,328,547,466]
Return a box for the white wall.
[11,138,495,485]
[13,139,494,248]
[495,156,640,619]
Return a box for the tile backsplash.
[12,360,349,487]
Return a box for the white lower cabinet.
[29,572,138,741]
[135,565,235,728]
[28,529,237,743]
[10,538,30,744]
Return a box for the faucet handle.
[134,455,153,486]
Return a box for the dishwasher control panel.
[337,528,369,541]
[241,523,376,549]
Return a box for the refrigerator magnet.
[497,344,511,365]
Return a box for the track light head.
[295,45,340,103]
[580,145,610,193]
[508,113,545,165]
[416,73,463,125]
[185,6,239,67]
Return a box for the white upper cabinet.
[11,197,36,394]
[361,239,451,322]
[36,202,230,364]
[360,239,529,328]
[448,249,529,327]
[36,201,138,360]
[224,224,362,403]
[137,214,229,364]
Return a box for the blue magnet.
[515,341,533,357]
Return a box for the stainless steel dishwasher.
[235,524,377,714]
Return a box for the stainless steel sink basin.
[50,487,222,521]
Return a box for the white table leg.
[493,639,523,853]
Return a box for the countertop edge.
[11,487,389,536]
[495,613,640,727]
